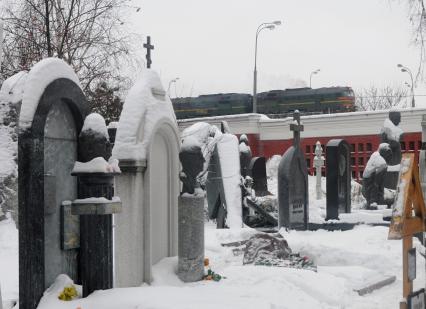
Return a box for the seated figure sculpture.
[362,143,393,209]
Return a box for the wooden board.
[388,153,426,240]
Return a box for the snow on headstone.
[217,133,243,228]
[81,112,109,139]
[19,58,81,129]
[0,71,28,104]
[112,69,176,161]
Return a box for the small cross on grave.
[290,110,304,147]
[143,35,154,68]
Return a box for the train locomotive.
[172,86,356,119]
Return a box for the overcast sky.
[130,0,425,105]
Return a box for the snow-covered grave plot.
[1,150,420,308]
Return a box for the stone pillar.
[313,141,324,200]
[71,114,121,296]
[177,194,205,282]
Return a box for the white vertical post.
[313,141,324,200]
[420,114,426,296]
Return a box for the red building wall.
[240,132,421,182]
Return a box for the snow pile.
[363,151,387,178]
[26,222,416,309]
[107,121,118,129]
[19,58,81,129]
[238,142,250,154]
[217,133,243,228]
[380,118,403,141]
[81,113,109,138]
[112,69,178,161]
[73,196,121,204]
[72,157,120,174]
[0,71,27,104]
[0,217,18,302]
[0,72,24,222]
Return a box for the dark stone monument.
[71,113,121,297]
[362,143,393,209]
[179,139,205,195]
[325,139,351,220]
[278,111,309,230]
[19,78,88,309]
[239,134,252,178]
[248,157,269,196]
[206,145,227,228]
[380,111,403,189]
[177,138,205,282]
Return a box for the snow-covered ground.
[0,155,423,308]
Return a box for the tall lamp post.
[168,77,179,97]
[253,20,282,113]
[310,69,320,88]
[397,64,415,108]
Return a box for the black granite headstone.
[278,111,309,230]
[179,143,205,195]
[325,139,351,220]
[248,157,269,196]
[19,78,88,309]
[206,145,227,228]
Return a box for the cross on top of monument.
[143,35,154,69]
[290,110,304,146]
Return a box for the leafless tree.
[355,85,409,111]
[1,0,142,102]
[400,0,426,80]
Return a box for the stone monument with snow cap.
[278,110,309,230]
[380,110,403,189]
[70,112,121,296]
[18,58,88,309]
[113,69,180,287]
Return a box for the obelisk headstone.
[278,111,309,230]
[313,141,324,200]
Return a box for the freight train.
[172,86,355,119]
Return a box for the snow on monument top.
[82,113,109,138]
[19,58,81,129]
[0,71,28,104]
[380,118,403,141]
[112,69,177,160]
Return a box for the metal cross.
[143,36,154,68]
[290,110,304,147]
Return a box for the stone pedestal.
[177,194,205,282]
[72,172,121,297]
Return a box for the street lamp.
[168,77,179,97]
[309,69,320,88]
[253,20,282,113]
[397,64,415,107]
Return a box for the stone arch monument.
[18,59,88,309]
[113,69,180,287]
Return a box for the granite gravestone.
[239,134,252,178]
[71,113,121,296]
[326,139,351,220]
[18,60,88,309]
[248,157,269,196]
[380,111,403,189]
[113,69,179,287]
[278,111,309,230]
[177,137,205,282]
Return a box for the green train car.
[172,87,355,119]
